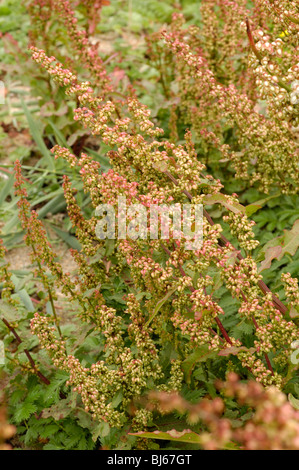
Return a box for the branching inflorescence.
[1,0,299,448]
[152,3,299,194]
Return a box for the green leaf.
[10,389,26,405]
[182,345,218,384]
[48,120,69,148]
[231,321,254,339]
[24,426,39,446]
[14,402,38,423]
[21,98,54,170]
[145,286,177,327]
[73,409,94,429]
[111,389,123,408]
[91,421,110,442]
[104,239,115,257]
[51,225,82,250]
[15,289,35,312]
[0,299,20,322]
[282,219,299,257]
[129,428,202,444]
[37,194,66,218]
[0,173,14,206]
[245,192,280,217]
[43,442,66,450]
[64,432,82,449]
[2,213,20,236]
[84,147,112,172]
[290,306,299,319]
[39,424,60,438]
[289,393,299,410]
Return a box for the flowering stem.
[246,18,291,93]
[32,246,63,339]
[287,15,299,25]
[215,317,232,345]
[160,242,233,345]
[246,18,262,62]
[48,288,62,338]
[251,316,274,375]
[2,318,51,386]
[264,354,274,375]
[163,170,288,316]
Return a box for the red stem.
[2,317,51,386]
[2,318,68,395]
[160,243,233,345]
[246,18,262,62]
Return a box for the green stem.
[48,288,62,338]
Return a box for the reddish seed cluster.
[49,0,112,92]
[160,7,299,194]
[281,273,299,309]
[100,170,139,206]
[27,40,299,391]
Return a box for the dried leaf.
[129,428,201,444]
[203,194,245,215]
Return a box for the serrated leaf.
[91,421,110,442]
[64,433,82,449]
[10,389,26,405]
[24,426,39,446]
[14,402,37,423]
[43,442,66,450]
[77,435,92,450]
[231,321,254,339]
[39,424,60,438]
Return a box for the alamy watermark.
[95,197,203,251]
